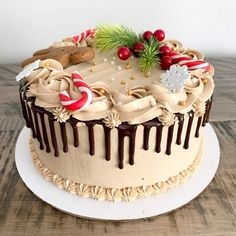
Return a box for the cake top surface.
[16,25,214,126]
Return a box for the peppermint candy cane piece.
[168,51,211,71]
[59,72,93,111]
[72,29,95,44]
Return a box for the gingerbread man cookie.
[21,46,95,68]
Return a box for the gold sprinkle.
[99,89,105,94]
[93,61,97,66]
[120,80,126,85]
[179,101,186,106]
[145,71,151,77]
[44,62,50,68]
[202,78,208,84]
[89,67,96,72]
[127,90,132,96]
[130,74,136,80]
[126,62,132,69]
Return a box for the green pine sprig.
[95,24,141,50]
[139,37,160,76]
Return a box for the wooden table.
[0,58,236,236]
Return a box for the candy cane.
[59,72,93,111]
[168,51,211,71]
[72,29,95,44]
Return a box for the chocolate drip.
[155,125,163,153]
[48,118,59,157]
[39,113,50,153]
[184,111,194,149]
[202,97,213,126]
[72,125,79,147]
[166,124,175,155]
[69,118,79,147]
[33,111,44,150]
[143,126,152,150]
[86,123,95,156]
[118,124,137,169]
[19,91,30,127]
[195,117,202,138]
[60,123,68,153]
[142,118,163,152]
[103,126,111,161]
[26,104,36,138]
[176,114,184,145]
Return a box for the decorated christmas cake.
[16,25,214,201]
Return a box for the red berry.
[161,56,172,70]
[133,42,145,54]
[154,29,165,42]
[143,31,153,41]
[159,45,171,56]
[117,47,131,60]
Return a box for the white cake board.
[15,124,220,221]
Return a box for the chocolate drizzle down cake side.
[16,25,214,201]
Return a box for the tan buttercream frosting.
[30,137,204,202]
[24,40,214,125]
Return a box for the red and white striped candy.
[59,72,93,111]
[168,51,211,71]
[72,29,95,44]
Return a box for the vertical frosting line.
[26,103,36,138]
[166,124,175,155]
[155,125,163,153]
[195,117,202,138]
[117,124,138,169]
[39,113,50,153]
[60,123,68,153]
[19,89,30,128]
[128,126,137,165]
[143,126,151,150]
[103,126,111,161]
[33,111,44,150]
[184,111,194,149]
[86,123,95,156]
[176,114,184,145]
[118,129,125,169]
[48,118,59,157]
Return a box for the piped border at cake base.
[29,138,204,202]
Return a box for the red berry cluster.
[117,28,173,70]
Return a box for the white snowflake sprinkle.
[15,59,41,82]
[110,60,115,65]
[103,58,108,62]
[160,65,190,93]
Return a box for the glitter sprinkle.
[179,100,186,106]
[130,75,136,80]
[110,77,115,82]
[202,78,208,84]
[103,58,108,62]
[112,56,116,60]
[117,66,122,70]
[99,89,105,94]
[89,67,96,72]
[120,80,126,85]
[126,62,132,69]
[93,61,97,66]
[44,62,50,68]
[110,60,115,65]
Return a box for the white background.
[0,0,235,63]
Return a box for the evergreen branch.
[139,37,160,75]
[95,24,141,50]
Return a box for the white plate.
[15,124,220,220]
